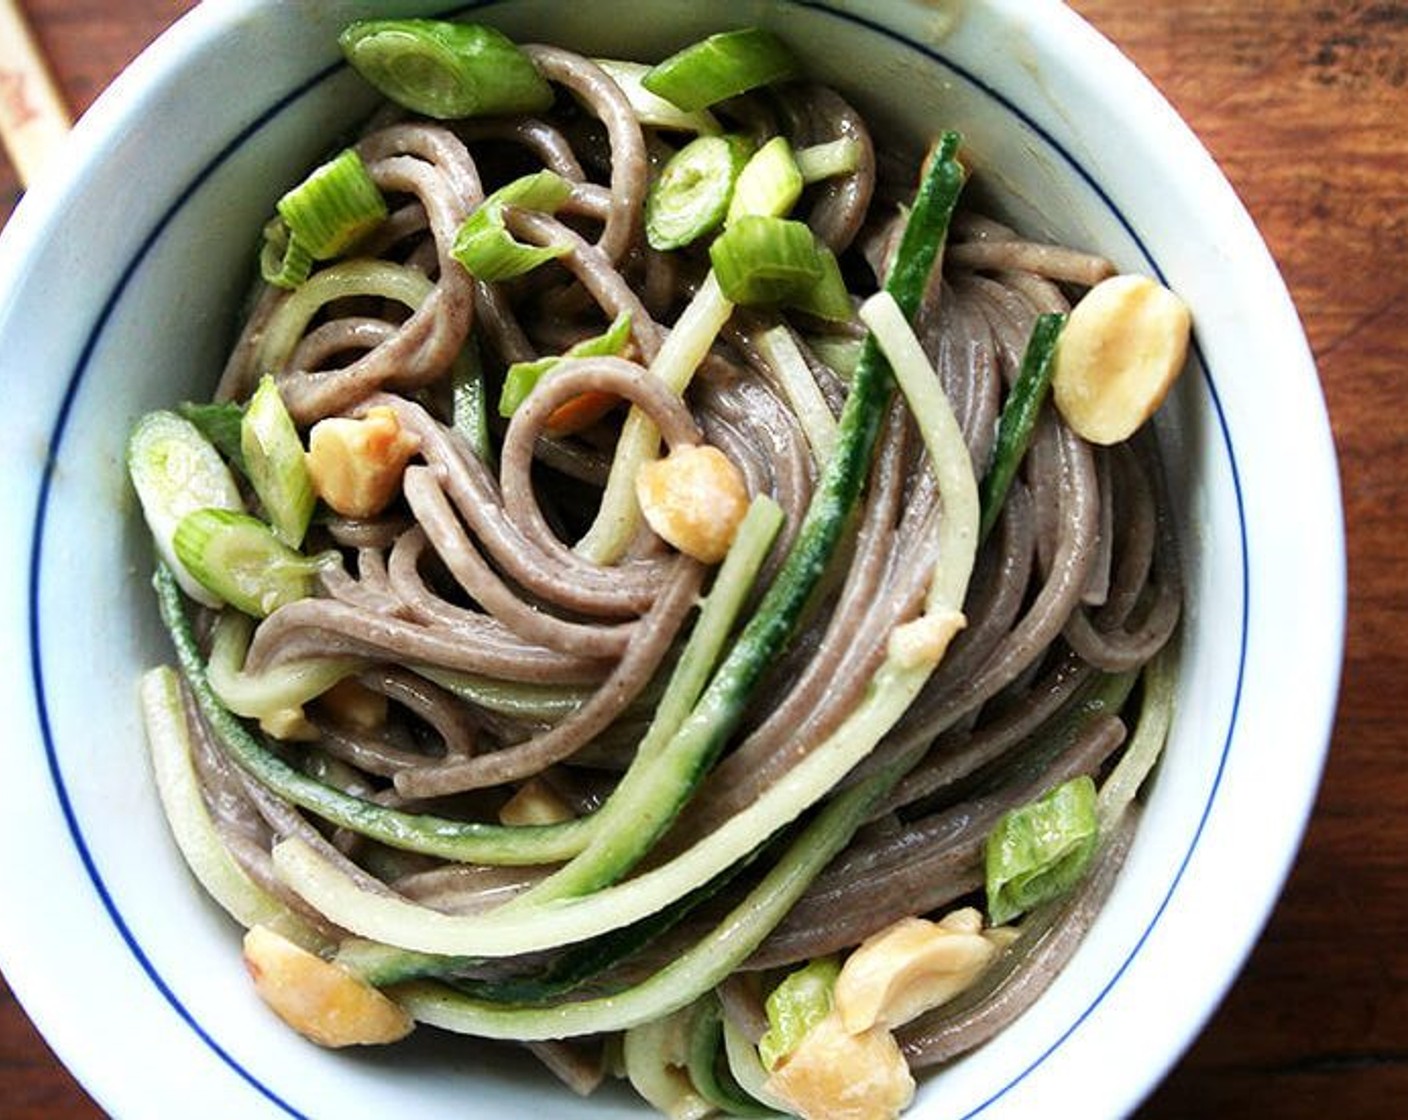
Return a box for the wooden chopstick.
[0,0,72,186]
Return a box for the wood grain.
[1,2,1401,1117]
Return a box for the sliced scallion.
[276,147,387,260]
[451,170,574,281]
[592,58,723,134]
[450,341,493,463]
[710,215,819,305]
[985,774,1100,925]
[339,19,553,120]
[259,217,316,289]
[786,238,852,322]
[758,957,840,1070]
[709,214,850,319]
[642,27,800,112]
[241,374,315,548]
[127,410,244,608]
[499,311,633,418]
[175,400,246,475]
[795,137,863,183]
[645,133,752,251]
[725,135,802,225]
[172,508,330,618]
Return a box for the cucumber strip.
[340,844,746,997]
[140,666,326,951]
[389,766,894,1039]
[686,998,778,1117]
[795,137,862,183]
[625,1006,715,1119]
[205,612,363,724]
[1097,639,1178,830]
[978,312,1066,544]
[412,665,596,722]
[255,259,435,378]
[241,374,315,548]
[153,565,596,865]
[127,409,244,608]
[858,287,979,614]
[722,1017,786,1115]
[752,325,838,466]
[646,134,752,251]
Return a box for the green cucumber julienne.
[978,312,1067,544]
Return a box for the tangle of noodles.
[136,23,1185,1118]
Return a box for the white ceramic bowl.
[0,2,1344,1117]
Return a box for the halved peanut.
[832,909,1001,1033]
[242,924,413,1047]
[1052,273,1192,445]
[635,443,749,564]
[305,405,420,518]
[763,1009,915,1120]
[499,778,576,826]
[318,677,388,732]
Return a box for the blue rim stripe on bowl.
[23,3,1248,1117]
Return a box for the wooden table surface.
[1,2,1401,1116]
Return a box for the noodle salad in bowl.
[0,3,1341,1119]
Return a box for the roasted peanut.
[305,406,420,518]
[242,924,413,1047]
[635,443,749,564]
[763,1009,915,1120]
[1052,273,1191,445]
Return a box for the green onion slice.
[499,311,633,418]
[709,214,850,320]
[339,19,554,119]
[241,374,316,548]
[451,170,574,281]
[277,148,387,260]
[642,27,801,112]
[795,137,863,183]
[726,135,802,225]
[172,508,331,618]
[176,400,246,475]
[757,956,840,1070]
[645,133,752,251]
[985,774,1100,925]
[591,58,723,134]
[127,410,245,608]
[259,217,316,290]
